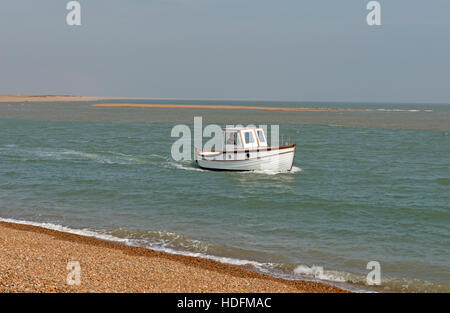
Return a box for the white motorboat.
[195,127,296,172]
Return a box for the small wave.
[0,146,112,163]
[107,228,212,254]
[107,152,168,164]
[293,264,450,293]
[294,265,347,283]
[239,169,283,175]
[245,166,302,175]
[167,162,209,172]
[0,217,132,245]
[0,145,167,165]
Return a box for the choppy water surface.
[0,100,449,292]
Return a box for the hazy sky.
[1,0,449,103]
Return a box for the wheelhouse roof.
[222,127,263,131]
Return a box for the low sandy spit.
[0,95,359,112]
[92,103,361,113]
[0,221,348,293]
[0,95,185,103]
[0,95,106,103]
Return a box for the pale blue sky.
[1,0,449,103]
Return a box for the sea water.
[0,100,449,292]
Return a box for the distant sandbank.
[92,103,361,113]
[0,95,185,103]
[0,95,361,112]
[0,221,347,293]
[0,95,105,103]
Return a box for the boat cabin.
[196,127,295,171]
[224,127,267,150]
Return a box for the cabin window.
[226,131,240,147]
[244,131,255,144]
[257,130,265,143]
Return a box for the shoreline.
[0,220,348,293]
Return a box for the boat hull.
[195,144,296,172]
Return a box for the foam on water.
[168,161,303,175]
[0,217,132,245]
[0,145,167,165]
[240,166,303,175]
[167,161,209,172]
[294,265,347,283]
